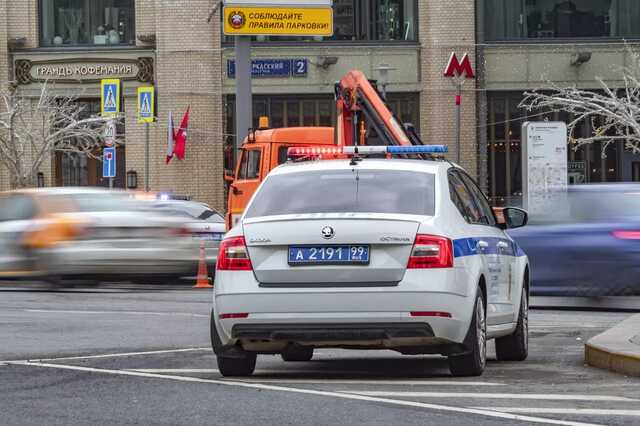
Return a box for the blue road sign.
[292,59,308,76]
[227,59,308,78]
[103,147,116,178]
[101,80,120,117]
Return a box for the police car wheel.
[495,291,529,361]
[448,291,486,377]
[216,352,257,377]
[281,346,314,362]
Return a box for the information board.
[522,122,568,217]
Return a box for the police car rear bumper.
[213,269,476,351]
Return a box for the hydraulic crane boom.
[334,70,420,147]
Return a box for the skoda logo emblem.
[321,226,335,240]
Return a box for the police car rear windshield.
[245,169,435,218]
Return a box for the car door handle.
[497,241,510,249]
[477,240,489,250]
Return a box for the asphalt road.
[1,283,639,426]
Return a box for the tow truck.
[225,70,422,230]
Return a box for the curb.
[585,314,640,377]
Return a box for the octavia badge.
[321,226,335,239]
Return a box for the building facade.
[0,0,226,210]
[0,0,638,211]
[479,0,640,205]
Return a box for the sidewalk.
[585,314,640,377]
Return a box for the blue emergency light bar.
[342,145,448,155]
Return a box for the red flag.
[166,111,175,164]
[174,107,190,161]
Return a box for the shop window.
[484,0,640,40]
[223,0,417,43]
[486,91,632,205]
[54,100,126,188]
[225,92,419,144]
[40,0,135,47]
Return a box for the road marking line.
[9,361,601,426]
[24,309,209,318]
[1,347,210,363]
[129,371,503,386]
[339,391,635,402]
[476,408,640,417]
[132,369,219,374]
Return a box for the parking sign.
[137,86,155,123]
[101,79,121,118]
[103,147,116,178]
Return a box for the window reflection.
[40,0,135,46]
[485,0,640,40]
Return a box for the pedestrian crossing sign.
[137,86,155,123]
[101,79,121,118]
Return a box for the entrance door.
[54,99,126,188]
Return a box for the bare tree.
[0,83,110,188]
[519,60,640,156]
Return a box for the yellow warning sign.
[223,6,333,37]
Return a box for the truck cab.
[225,126,334,230]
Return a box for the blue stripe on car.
[453,237,526,258]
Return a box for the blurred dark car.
[508,184,640,296]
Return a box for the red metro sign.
[443,52,475,79]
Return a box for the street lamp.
[374,63,396,99]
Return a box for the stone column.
[153,0,224,211]
[419,0,478,177]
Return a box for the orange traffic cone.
[193,241,213,288]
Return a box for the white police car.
[211,146,530,377]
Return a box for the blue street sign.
[292,59,308,76]
[101,79,120,118]
[137,87,155,123]
[227,59,308,78]
[103,147,116,178]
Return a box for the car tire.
[495,290,528,361]
[210,310,257,376]
[216,352,257,377]
[281,346,314,362]
[448,291,486,377]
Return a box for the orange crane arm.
[335,70,415,147]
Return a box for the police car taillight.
[407,235,453,269]
[217,236,253,271]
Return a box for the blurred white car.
[151,200,225,275]
[0,188,198,285]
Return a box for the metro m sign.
[444,52,475,79]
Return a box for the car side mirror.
[500,207,528,230]
[224,173,235,183]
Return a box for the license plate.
[194,233,223,241]
[288,245,370,265]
